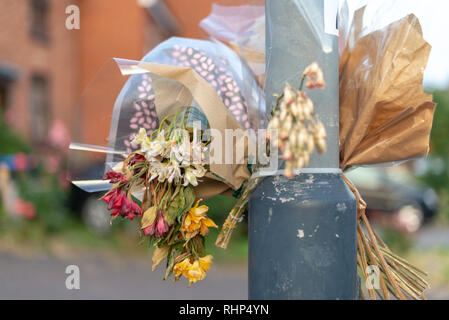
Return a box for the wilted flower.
[146,130,167,160]
[304,62,326,89]
[128,153,147,175]
[131,128,150,147]
[143,209,169,238]
[183,165,206,187]
[173,255,213,287]
[191,140,207,165]
[267,62,327,178]
[103,171,127,184]
[167,163,182,184]
[181,201,217,240]
[101,189,142,220]
[170,130,191,167]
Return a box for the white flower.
[145,130,167,160]
[191,140,207,165]
[170,133,191,168]
[183,165,207,187]
[148,160,162,182]
[131,128,150,146]
[167,163,182,184]
[156,162,169,183]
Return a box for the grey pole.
[248,0,358,300]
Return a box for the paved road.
[414,225,449,249]
[0,251,247,300]
[1,225,448,299]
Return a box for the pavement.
[0,224,448,299]
[0,251,248,300]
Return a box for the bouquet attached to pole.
[69,54,256,286]
[101,107,217,286]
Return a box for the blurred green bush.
[418,89,449,221]
[0,115,30,154]
[0,115,74,236]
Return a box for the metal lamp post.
[248,0,358,300]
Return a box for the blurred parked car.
[345,167,439,233]
[68,162,111,235]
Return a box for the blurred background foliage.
[417,89,449,222]
[0,115,30,154]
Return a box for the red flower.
[101,189,142,220]
[103,171,127,184]
[126,200,143,220]
[143,210,169,238]
[128,153,146,175]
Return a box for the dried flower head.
[267,62,327,178]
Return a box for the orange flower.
[181,201,218,240]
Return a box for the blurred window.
[30,74,50,142]
[30,0,50,43]
[0,83,7,115]
[0,67,17,116]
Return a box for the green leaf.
[183,185,196,210]
[164,188,186,226]
[165,185,197,226]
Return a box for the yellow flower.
[198,255,213,271]
[181,201,218,240]
[173,258,191,279]
[184,260,205,287]
[173,255,213,287]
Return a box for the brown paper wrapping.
[137,62,252,199]
[339,11,436,169]
[338,11,434,299]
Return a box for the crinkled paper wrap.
[339,9,436,169]
[137,62,251,199]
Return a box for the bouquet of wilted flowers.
[101,107,218,286]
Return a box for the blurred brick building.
[0,0,215,149]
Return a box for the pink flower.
[101,189,142,220]
[14,153,28,172]
[48,120,70,149]
[143,210,169,238]
[14,199,36,219]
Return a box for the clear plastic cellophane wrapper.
[68,36,265,199]
[200,0,265,88]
